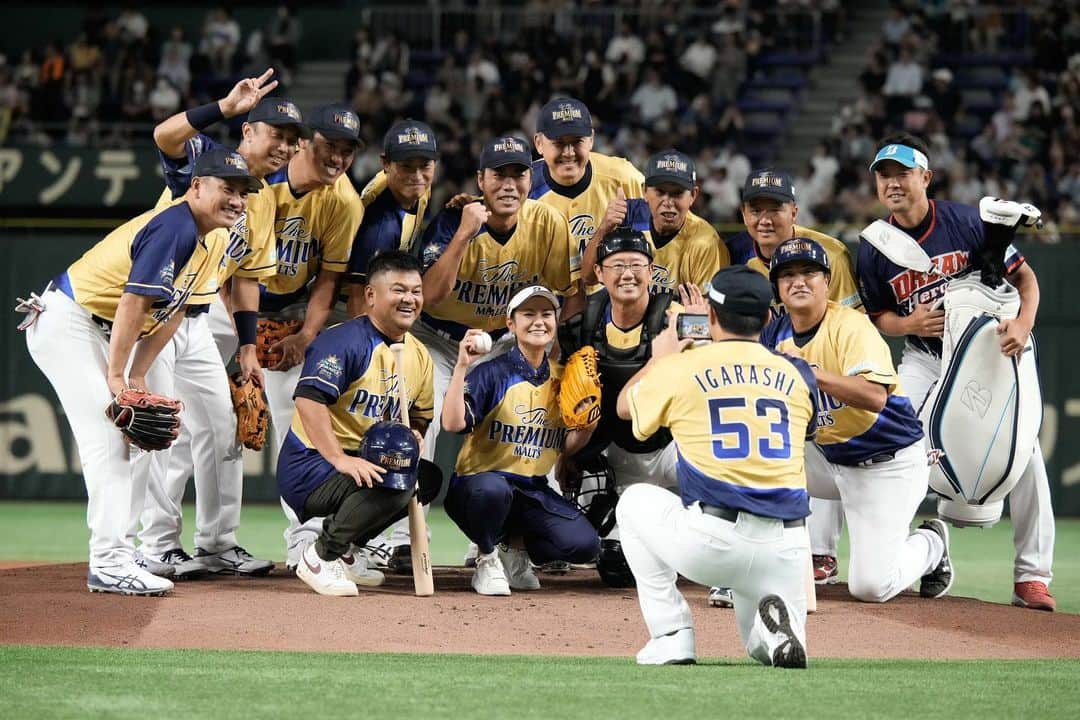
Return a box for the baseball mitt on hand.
[229,372,269,450]
[256,318,302,368]
[105,389,183,452]
[559,346,602,431]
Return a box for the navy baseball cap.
[869,143,930,172]
[742,169,796,203]
[247,96,311,138]
[707,265,773,317]
[645,149,697,190]
[597,227,653,262]
[193,148,263,193]
[478,136,532,170]
[308,103,364,147]
[536,97,593,138]
[383,120,438,161]
[769,237,832,281]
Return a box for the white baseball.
[471,331,492,354]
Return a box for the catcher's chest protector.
[921,274,1042,527]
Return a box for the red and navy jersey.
[856,200,1025,357]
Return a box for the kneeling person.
[277,251,435,596]
[442,286,600,595]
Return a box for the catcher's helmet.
[597,539,635,588]
[563,455,617,537]
[359,421,420,491]
[597,227,653,262]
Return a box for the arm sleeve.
[855,242,889,316]
[837,314,899,393]
[460,360,499,434]
[295,332,366,401]
[621,162,646,199]
[158,133,220,199]
[829,244,864,311]
[294,384,337,405]
[126,216,190,299]
[680,228,729,289]
[410,343,435,422]
[625,198,652,232]
[320,194,362,272]
[419,209,463,273]
[540,210,576,294]
[627,357,675,440]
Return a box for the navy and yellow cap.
[869,143,929,172]
[383,120,438,161]
[536,97,593,138]
[769,237,831,281]
[308,103,364,147]
[478,136,532,170]
[707,265,773,317]
[742,169,796,203]
[645,149,697,190]
[247,96,311,138]
[193,148,263,193]
[597,227,653,262]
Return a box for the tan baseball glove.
[229,372,269,450]
[559,346,602,431]
[256,318,303,368]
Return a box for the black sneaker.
[387,545,412,575]
[918,519,953,598]
[757,594,807,669]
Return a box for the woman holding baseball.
[441,285,599,596]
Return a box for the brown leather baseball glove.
[256,318,303,368]
[559,346,602,431]
[228,372,269,451]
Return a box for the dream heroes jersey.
[261,170,362,312]
[418,199,576,340]
[453,346,567,481]
[628,340,817,520]
[857,199,1025,357]
[746,224,863,312]
[345,171,430,285]
[277,316,434,513]
[620,199,730,291]
[760,301,924,466]
[529,152,644,277]
[59,202,218,337]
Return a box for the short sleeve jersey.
[346,171,430,285]
[620,200,730,292]
[745,225,863,312]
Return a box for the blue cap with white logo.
[193,147,263,193]
[478,136,532,170]
[742,169,796,203]
[383,120,439,161]
[869,143,930,172]
[645,149,697,190]
[247,96,311,138]
[769,237,831,281]
[308,103,364,147]
[536,97,593,138]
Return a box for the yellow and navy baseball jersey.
[620,200,730,292]
[760,301,923,466]
[604,300,684,350]
[529,152,644,276]
[261,171,362,312]
[452,346,566,480]
[346,171,430,284]
[277,315,434,512]
[628,340,818,520]
[746,225,862,311]
[418,199,576,340]
[58,202,218,337]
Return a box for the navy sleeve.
[295,326,370,401]
[158,133,221,199]
[725,231,756,265]
[419,208,464,273]
[460,357,501,434]
[125,209,196,299]
[855,241,889,315]
[625,198,652,232]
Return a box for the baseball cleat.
[472,551,511,596]
[87,564,174,596]
[757,595,806,669]
[918,519,953,598]
[499,545,541,591]
[387,545,413,575]
[1012,581,1056,612]
[539,560,571,575]
[193,546,275,576]
[361,539,394,570]
[635,628,697,665]
[812,554,839,584]
[136,547,211,580]
[340,549,385,587]
[708,586,734,608]
[296,544,358,597]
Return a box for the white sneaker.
[464,541,478,568]
[362,538,395,570]
[341,548,386,587]
[708,586,734,608]
[499,545,540,590]
[635,627,696,665]
[87,563,174,596]
[193,546,275,576]
[296,544,358,597]
[471,550,510,596]
[756,595,807,669]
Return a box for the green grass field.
[2,501,1077,718]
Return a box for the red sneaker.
[1012,581,1056,611]
[812,554,839,585]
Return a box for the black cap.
[536,97,593,138]
[247,97,311,138]
[769,237,831,281]
[308,103,364,147]
[645,149,697,190]
[597,227,653,262]
[192,148,263,193]
[478,135,532,170]
[707,265,773,317]
[383,120,438,161]
[742,169,796,203]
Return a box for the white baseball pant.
[900,347,1055,584]
[808,498,844,557]
[595,442,678,542]
[617,483,809,666]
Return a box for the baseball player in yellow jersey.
[614,266,817,667]
[22,149,261,596]
[529,97,644,282]
[277,251,435,596]
[763,238,953,604]
[345,120,438,317]
[581,149,730,293]
[442,286,600,595]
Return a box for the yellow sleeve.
[828,244,863,311]
[412,341,436,421]
[322,192,363,272]
[627,356,676,440]
[679,227,730,289]
[621,160,646,199]
[541,208,577,294]
[234,190,279,279]
[838,311,898,391]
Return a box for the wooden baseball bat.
[390,342,434,597]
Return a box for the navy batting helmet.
[597,227,653,263]
[359,421,420,491]
[768,237,831,282]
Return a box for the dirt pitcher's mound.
[2,563,1077,659]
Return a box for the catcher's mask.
[562,454,617,537]
[358,421,420,491]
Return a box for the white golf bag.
[920,273,1042,527]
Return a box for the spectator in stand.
[882,46,922,116]
[925,68,959,133]
[162,26,193,67]
[116,7,149,45]
[703,165,740,222]
[882,5,912,52]
[372,31,409,77]
[119,61,153,125]
[1011,69,1051,123]
[680,33,716,97]
[37,41,66,128]
[158,44,192,97]
[466,49,501,90]
[630,68,678,127]
[606,20,645,83]
[202,7,241,77]
[267,5,301,84]
[0,64,18,142]
[69,34,102,77]
[578,49,616,120]
[149,76,181,121]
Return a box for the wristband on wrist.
[185,102,225,131]
[234,311,258,346]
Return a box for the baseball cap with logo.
[645,149,697,190]
[193,147,263,193]
[741,169,797,204]
[478,135,532,170]
[536,97,593,138]
[768,237,832,281]
[247,96,311,138]
[308,103,364,147]
[707,265,774,318]
[383,120,439,161]
[869,143,930,172]
[506,285,560,318]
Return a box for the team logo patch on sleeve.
[159,261,176,285]
[317,354,343,383]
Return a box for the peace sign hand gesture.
[220,69,279,118]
